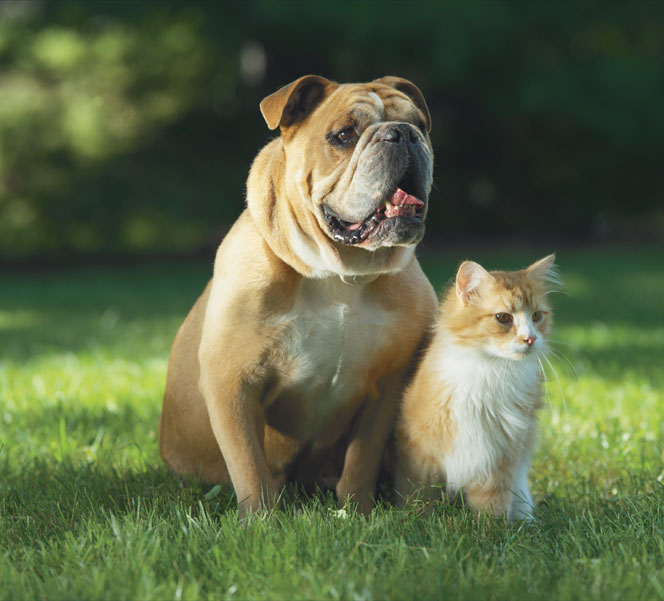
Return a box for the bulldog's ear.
[260,75,335,130]
[374,76,432,132]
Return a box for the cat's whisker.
[547,347,579,378]
[542,353,567,411]
[549,338,575,347]
[537,357,551,404]
[549,343,580,367]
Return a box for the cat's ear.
[526,254,562,290]
[456,261,493,305]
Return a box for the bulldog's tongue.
[345,188,423,230]
[391,187,423,207]
[385,187,423,218]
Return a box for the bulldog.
[159,75,437,516]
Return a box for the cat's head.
[444,254,560,360]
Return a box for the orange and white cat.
[395,255,559,520]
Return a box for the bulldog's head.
[249,75,434,278]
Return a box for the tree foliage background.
[1,1,662,261]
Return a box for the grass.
[2,246,664,600]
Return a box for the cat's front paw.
[509,493,536,521]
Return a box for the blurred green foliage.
[1,2,663,260]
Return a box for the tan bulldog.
[159,75,437,516]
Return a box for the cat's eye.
[532,311,543,322]
[495,313,513,325]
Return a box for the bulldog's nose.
[381,126,402,143]
[380,124,418,145]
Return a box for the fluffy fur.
[395,255,559,519]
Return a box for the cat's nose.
[524,335,537,347]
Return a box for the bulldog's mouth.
[322,187,425,245]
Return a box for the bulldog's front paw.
[336,484,376,516]
[236,480,281,520]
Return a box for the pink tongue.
[392,187,424,206]
[347,188,423,229]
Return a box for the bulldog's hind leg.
[159,394,230,486]
[159,282,231,486]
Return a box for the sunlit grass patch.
[1,248,664,600]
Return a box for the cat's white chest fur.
[434,340,540,493]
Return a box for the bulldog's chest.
[270,279,392,436]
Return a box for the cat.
[395,254,559,520]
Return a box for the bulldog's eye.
[332,127,357,145]
[495,312,513,325]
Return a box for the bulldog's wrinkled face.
[283,83,433,251]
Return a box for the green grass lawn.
[2,246,663,600]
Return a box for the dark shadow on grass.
[0,261,211,361]
[1,456,240,548]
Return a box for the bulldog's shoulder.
[372,256,437,325]
[206,210,301,320]
[213,210,290,278]
[247,137,284,192]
